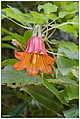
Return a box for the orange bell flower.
[13,36,54,76]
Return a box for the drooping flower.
[13,36,54,76]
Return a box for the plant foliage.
[1,1,79,118]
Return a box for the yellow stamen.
[32,54,37,64]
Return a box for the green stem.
[4,15,32,29]
[46,50,63,56]
[48,28,56,39]
[45,41,54,52]
[42,10,77,33]
[37,25,42,38]
[41,72,44,80]
[43,22,78,34]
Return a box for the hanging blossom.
[13,36,54,76]
[13,25,55,76]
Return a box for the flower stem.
[45,41,54,52]
[48,28,56,39]
[47,50,63,56]
[41,72,44,80]
[43,22,78,34]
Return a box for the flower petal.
[39,55,53,74]
[13,61,25,70]
[26,54,39,76]
[27,64,38,76]
[15,51,25,60]
[45,55,54,65]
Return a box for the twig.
[47,50,63,56]
[43,22,78,34]
[42,9,77,32]
[45,41,53,52]
[48,28,56,39]
[42,17,59,32]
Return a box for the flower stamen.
[32,54,37,64]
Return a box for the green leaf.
[57,41,79,59]
[2,59,17,66]
[38,3,57,14]
[23,30,32,41]
[59,24,78,38]
[59,11,68,18]
[1,11,7,19]
[60,2,78,12]
[59,11,76,18]
[2,7,29,25]
[72,66,79,78]
[68,16,79,29]
[15,91,32,102]
[12,33,26,47]
[56,56,78,75]
[63,105,79,118]
[1,66,42,88]
[52,41,79,59]
[2,28,25,47]
[9,102,27,117]
[23,85,64,113]
[53,23,78,38]
[64,85,79,100]
[2,27,13,35]
[58,47,78,60]
[43,80,68,105]
[2,66,78,89]
[46,78,78,87]
[2,35,13,41]
[27,11,46,24]
[46,13,58,20]
[1,43,16,49]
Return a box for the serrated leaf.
[27,11,46,24]
[63,105,79,118]
[57,41,79,59]
[38,3,57,14]
[58,47,78,60]
[43,80,68,105]
[2,7,29,25]
[64,84,79,101]
[59,11,68,18]
[1,66,42,88]
[23,85,63,113]
[61,2,78,12]
[47,13,58,20]
[53,41,79,60]
[68,16,79,29]
[59,24,78,38]
[53,23,78,38]
[56,56,78,75]
[1,64,78,89]
[9,102,27,117]
[2,66,78,89]
[59,11,76,18]
[56,41,79,60]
